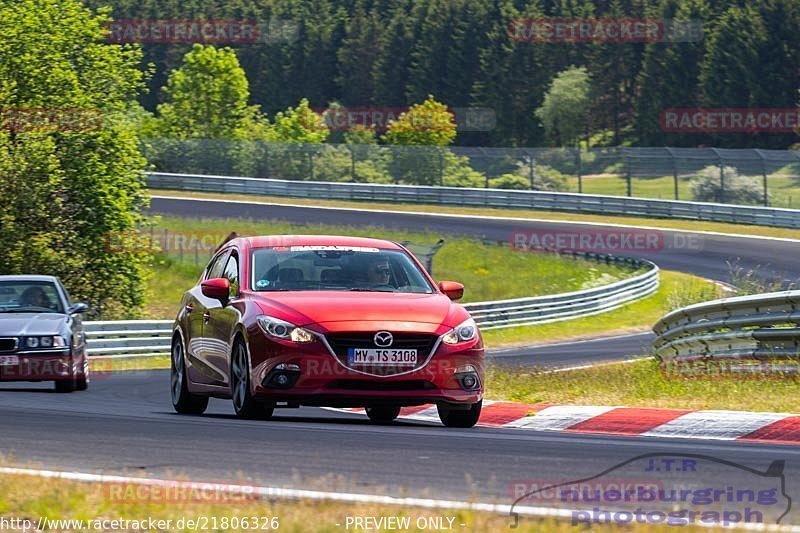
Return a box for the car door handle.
[185,304,194,314]
[203,311,211,323]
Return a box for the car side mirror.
[201,277,231,302]
[439,281,464,301]
[69,302,90,314]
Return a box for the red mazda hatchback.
[171,235,485,427]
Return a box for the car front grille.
[325,332,439,376]
[0,338,18,352]
[326,333,438,355]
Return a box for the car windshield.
[251,246,434,294]
[0,281,64,314]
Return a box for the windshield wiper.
[348,288,396,293]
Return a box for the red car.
[171,235,485,427]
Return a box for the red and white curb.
[327,402,800,444]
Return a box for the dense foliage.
[85,0,800,149]
[0,0,150,318]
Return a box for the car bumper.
[0,350,80,381]
[248,330,485,407]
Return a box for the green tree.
[383,95,457,146]
[535,67,592,147]
[157,44,259,140]
[0,0,149,318]
[272,99,329,143]
[383,96,456,186]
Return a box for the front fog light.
[455,364,480,391]
[263,363,302,389]
[462,375,477,388]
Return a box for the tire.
[171,336,208,415]
[75,358,89,391]
[437,400,482,428]
[365,405,401,423]
[54,378,75,393]
[231,339,274,420]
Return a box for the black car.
[0,275,90,392]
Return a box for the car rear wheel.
[437,400,482,428]
[171,337,208,415]
[365,405,401,423]
[231,339,274,420]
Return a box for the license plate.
[348,348,417,366]
[0,356,19,366]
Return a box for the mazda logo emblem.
[374,331,394,348]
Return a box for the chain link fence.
[143,139,800,208]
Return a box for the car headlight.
[24,336,66,349]
[442,318,478,345]
[257,315,315,344]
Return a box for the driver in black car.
[19,286,52,309]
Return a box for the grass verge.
[141,215,638,317]
[0,470,732,532]
[150,189,800,241]
[488,358,800,412]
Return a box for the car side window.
[205,251,229,280]
[222,253,240,298]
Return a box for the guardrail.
[147,172,800,229]
[465,256,658,330]
[653,291,800,375]
[85,320,172,359]
[85,256,658,356]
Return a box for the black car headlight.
[257,315,315,344]
[23,335,66,349]
[442,318,478,345]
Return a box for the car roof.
[241,235,404,250]
[0,275,59,283]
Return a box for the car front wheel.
[171,337,208,415]
[231,339,274,420]
[437,400,482,428]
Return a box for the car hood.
[252,291,466,328]
[0,313,67,336]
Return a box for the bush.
[691,165,764,205]
[536,165,571,191]
[443,153,486,188]
[490,174,530,190]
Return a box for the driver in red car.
[366,257,392,286]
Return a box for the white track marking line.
[503,405,618,430]
[2,466,797,531]
[151,194,800,244]
[642,411,794,441]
